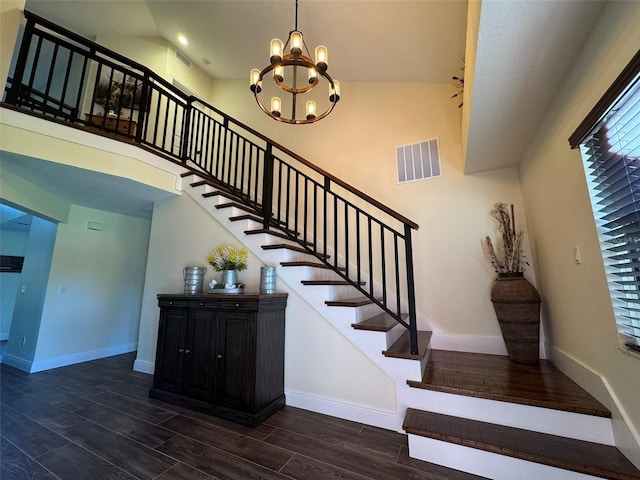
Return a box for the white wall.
[32,204,151,371]
[4,216,57,370]
[209,79,533,346]
[519,0,640,463]
[135,193,397,413]
[0,226,29,340]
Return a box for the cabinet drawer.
[215,300,258,311]
[158,298,188,308]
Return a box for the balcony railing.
[3,10,421,354]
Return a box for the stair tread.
[301,279,365,286]
[325,296,378,307]
[229,213,263,223]
[403,408,640,480]
[215,201,257,212]
[408,350,611,418]
[352,312,407,332]
[280,261,346,271]
[230,214,286,227]
[203,190,246,202]
[246,228,314,246]
[262,243,329,259]
[383,330,431,360]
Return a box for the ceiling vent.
[396,138,441,184]
[175,50,191,68]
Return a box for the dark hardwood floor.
[1,353,485,480]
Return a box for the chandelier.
[249,0,340,124]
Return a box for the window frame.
[569,49,640,355]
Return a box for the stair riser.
[398,384,614,444]
[407,435,605,480]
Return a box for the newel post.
[404,223,418,355]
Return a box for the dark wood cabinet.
[149,293,287,426]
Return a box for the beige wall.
[0,0,25,96]
[96,34,214,98]
[210,79,533,342]
[519,0,640,458]
[136,193,397,412]
[34,205,151,367]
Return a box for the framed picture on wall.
[93,68,145,111]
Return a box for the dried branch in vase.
[484,203,527,273]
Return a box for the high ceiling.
[4,0,606,220]
[24,0,468,84]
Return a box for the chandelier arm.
[259,57,320,94]
[252,85,339,125]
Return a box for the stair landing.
[408,349,610,417]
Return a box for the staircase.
[182,172,640,480]
[4,11,640,479]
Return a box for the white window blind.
[580,70,640,354]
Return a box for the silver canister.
[260,266,276,294]
[183,266,206,294]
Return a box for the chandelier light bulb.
[329,80,341,103]
[306,101,316,120]
[270,38,283,64]
[249,69,261,93]
[308,67,318,84]
[315,45,328,73]
[271,97,281,117]
[274,65,284,83]
[290,31,303,56]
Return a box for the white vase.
[221,269,238,287]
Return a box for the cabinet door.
[154,308,187,393]
[181,308,218,402]
[214,310,256,411]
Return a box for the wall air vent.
[396,138,441,184]
[175,50,191,68]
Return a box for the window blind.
[581,72,640,353]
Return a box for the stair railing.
[3,10,421,354]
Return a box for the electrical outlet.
[20,285,27,294]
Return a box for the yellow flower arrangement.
[207,245,248,272]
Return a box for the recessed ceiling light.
[178,35,188,46]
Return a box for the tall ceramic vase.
[490,272,541,364]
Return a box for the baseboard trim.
[1,353,33,371]
[429,331,548,359]
[549,345,640,468]
[133,358,155,375]
[29,342,138,373]
[285,389,397,431]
